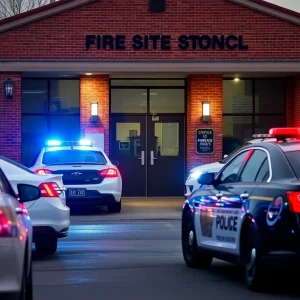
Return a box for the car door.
[194,149,252,251]
[209,148,271,256]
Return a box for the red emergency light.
[268,128,300,139]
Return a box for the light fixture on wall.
[90,102,98,122]
[4,78,13,99]
[86,73,93,76]
[234,77,240,82]
[202,101,210,122]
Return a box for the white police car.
[185,135,276,198]
[31,140,122,213]
[182,128,300,290]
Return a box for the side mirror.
[17,184,41,203]
[111,160,119,166]
[197,172,215,185]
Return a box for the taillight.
[0,207,17,238]
[35,168,52,175]
[38,182,61,197]
[99,168,118,178]
[286,191,300,213]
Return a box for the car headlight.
[189,171,202,180]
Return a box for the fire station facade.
[0,0,300,197]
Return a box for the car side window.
[238,150,269,183]
[255,158,270,182]
[218,151,250,184]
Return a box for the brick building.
[0,0,300,197]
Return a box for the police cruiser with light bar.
[31,139,122,213]
[182,128,300,291]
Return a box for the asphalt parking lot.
[32,198,300,300]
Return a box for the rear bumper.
[66,192,118,206]
[33,226,69,241]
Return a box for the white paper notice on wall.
[84,127,105,150]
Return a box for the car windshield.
[285,150,300,178]
[42,150,107,165]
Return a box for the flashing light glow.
[286,191,300,213]
[269,128,300,139]
[190,171,202,179]
[79,139,92,146]
[46,140,61,146]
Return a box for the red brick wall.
[0,0,300,60]
[0,73,21,162]
[294,75,300,127]
[80,75,109,153]
[187,75,223,172]
[286,77,295,127]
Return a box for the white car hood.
[190,161,223,175]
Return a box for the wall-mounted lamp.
[234,77,240,82]
[90,102,98,122]
[202,101,210,122]
[4,78,13,99]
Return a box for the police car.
[181,128,300,290]
[185,136,276,198]
[31,140,122,213]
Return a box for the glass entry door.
[147,115,184,197]
[110,115,185,197]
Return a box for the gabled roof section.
[228,0,300,25]
[0,0,96,33]
[0,0,300,33]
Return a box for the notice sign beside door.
[196,128,214,154]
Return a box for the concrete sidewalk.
[70,198,184,223]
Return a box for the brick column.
[80,75,109,153]
[187,75,223,172]
[0,73,22,162]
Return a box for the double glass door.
[110,115,185,197]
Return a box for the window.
[21,79,80,167]
[223,79,285,143]
[285,151,300,178]
[42,150,107,165]
[219,151,249,184]
[239,150,269,182]
[255,159,270,182]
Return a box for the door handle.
[15,207,23,214]
[240,193,249,200]
[150,151,157,165]
[216,192,223,199]
[138,151,145,165]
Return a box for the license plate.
[68,188,86,197]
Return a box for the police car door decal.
[196,203,243,255]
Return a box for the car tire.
[35,237,58,255]
[241,223,265,291]
[182,209,213,269]
[107,199,121,213]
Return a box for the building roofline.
[0,0,96,33]
[0,0,299,33]
[228,0,300,25]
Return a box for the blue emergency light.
[79,139,92,146]
[46,140,61,146]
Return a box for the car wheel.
[241,223,265,291]
[35,237,58,255]
[182,209,213,268]
[107,199,121,213]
